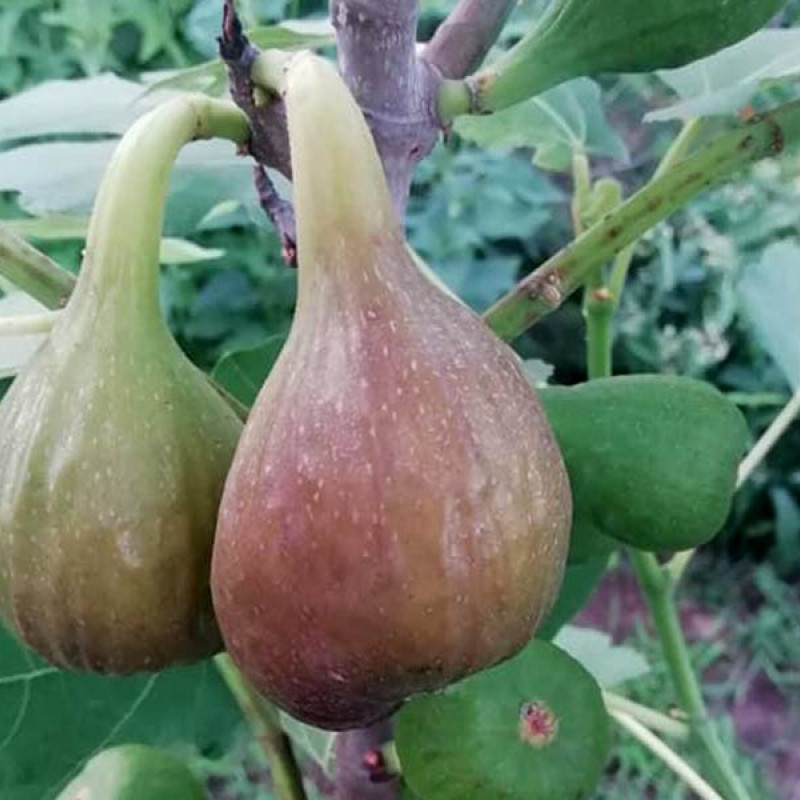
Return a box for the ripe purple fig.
[211,54,571,730]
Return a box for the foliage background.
[0,1,798,798]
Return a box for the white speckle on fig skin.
[0,273,242,674]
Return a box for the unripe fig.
[469,0,783,112]
[0,98,247,672]
[56,745,207,800]
[211,54,572,731]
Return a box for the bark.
[423,0,517,79]
[332,0,441,212]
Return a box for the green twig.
[214,655,308,800]
[629,552,752,800]
[573,114,753,800]
[583,287,614,379]
[654,118,707,180]
[612,710,724,800]
[737,388,800,488]
[482,102,799,341]
[0,223,76,308]
[603,692,689,740]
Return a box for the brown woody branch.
[424,0,517,79]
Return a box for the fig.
[56,745,207,800]
[539,375,749,552]
[211,53,572,731]
[470,0,783,111]
[0,97,247,672]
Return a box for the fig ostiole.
[211,53,572,731]
[0,97,248,673]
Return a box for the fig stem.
[0,223,76,308]
[482,99,800,341]
[78,96,249,307]
[214,654,308,800]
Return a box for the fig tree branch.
[334,721,400,800]
[423,0,517,79]
[331,0,442,211]
[219,0,292,177]
[222,0,444,218]
[0,223,76,308]
[482,101,800,341]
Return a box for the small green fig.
[471,0,783,112]
[0,98,246,672]
[56,745,207,800]
[539,375,749,552]
[211,54,572,731]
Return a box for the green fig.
[56,745,207,800]
[211,53,572,731]
[539,375,749,552]
[469,0,783,113]
[0,97,248,672]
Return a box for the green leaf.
[455,79,628,172]
[1,216,224,265]
[159,239,225,265]
[278,714,337,779]
[141,62,229,99]
[0,140,257,235]
[739,240,800,390]
[648,30,800,122]
[248,20,336,50]
[521,358,554,387]
[480,0,783,111]
[537,556,609,640]
[0,292,48,377]
[56,745,207,800]
[211,336,288,407]
[395,639,610,800]
[0,622,241,800]
[554,626,649,688]
[144,20,335,99]
[0,74,152,143]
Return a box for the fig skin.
[0,100,244,673]
[0,285,241,672]
[211,54,572,730]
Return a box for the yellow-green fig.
[0,98,247,672]
[211,54,572,730]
